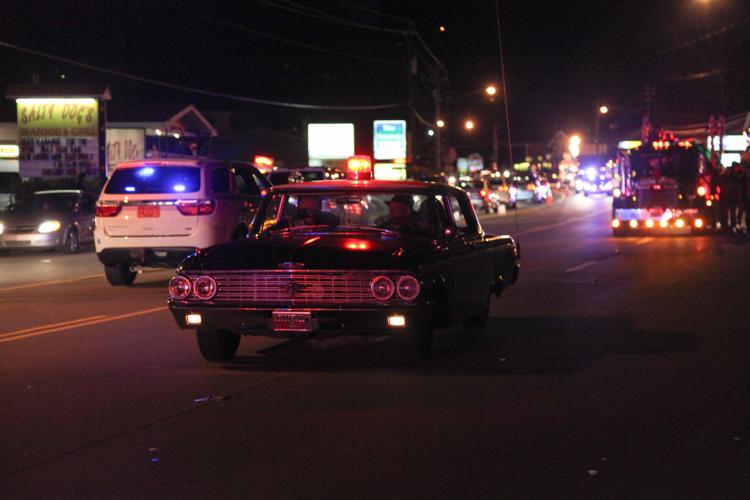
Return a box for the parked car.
[267,167,328,185]
[167,178,519,361]
[95,159,270,286]
[513,174,551,204]
[457,177,502,213]
[0,189,96,253]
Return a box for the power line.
[0,40,409,111]
[256,0,410,35]
[152,0,405,67]
[328,0,415,26]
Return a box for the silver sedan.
[0,190,96,253]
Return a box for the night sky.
[2,0,749,157]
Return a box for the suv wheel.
[61,227,80,253]
[104,262,137,286]
[197,329,241,362]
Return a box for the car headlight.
[0,222,4,235]
[38,220,61,233]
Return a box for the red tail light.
[176,199,215,215]
[96,204,122,217]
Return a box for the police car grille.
[194,270,401,305]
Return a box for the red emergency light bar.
[346,155,373,180]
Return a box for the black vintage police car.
[168,177,519,361]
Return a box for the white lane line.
[0,315,108,339]
[0,274,102,293]
[521,208,611,236]
[0,306,168,344]
[565,261,597,273]
[635,237,653,246]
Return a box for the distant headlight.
[38,220,61,233]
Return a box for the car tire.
[61,227,80,253]
[197,329,241,362]
[104,262,137,286]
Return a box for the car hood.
[0,211,69,228]
[180,228,439,271]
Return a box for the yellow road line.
[0,274,102,293]
[0,306,168,344]
[0,315,108,339]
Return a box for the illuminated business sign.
[308,123,355,160]
[16,98,99,178]
[0,145,19,159]
[106,128,144,174]
[374,162,407,181]
[373,120,407,160]
[708,135,748,152]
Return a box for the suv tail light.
[96,203,122,217]
[176,199,215,216]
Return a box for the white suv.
[95,159,269,286]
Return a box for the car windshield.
[268,172,292,185]
[299,170,325,182]
[257,191,441,236]
[104,166,201,194]
[12,193,77,213]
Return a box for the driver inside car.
[380,193,420,232]
[293,196,339,227]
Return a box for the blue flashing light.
[137,167,155,177]
[173,184,186,192]
[125,186,136,192]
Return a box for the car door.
[443,190,493,317]
[232,164,264,227]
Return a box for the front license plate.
[137,206,160,218]
[272,311,312,332]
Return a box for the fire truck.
[611,131,714,236]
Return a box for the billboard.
[308,123,354,161]
[373,120,406,160]
[16,98,99,178]
[107,129,145,174]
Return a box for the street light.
[436,119,445,128]
[485,85,497,98]
[595,104,609,156]
[464,119,475,131]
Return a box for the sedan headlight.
[38,220,61,233]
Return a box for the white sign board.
[107,128,145,174]
[308,123,354,160]
[17,98,99,178]
[373,120,406,160]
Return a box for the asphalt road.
[1,194,749,498]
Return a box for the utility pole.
[433,85,442,173]
[644,84,656,122]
